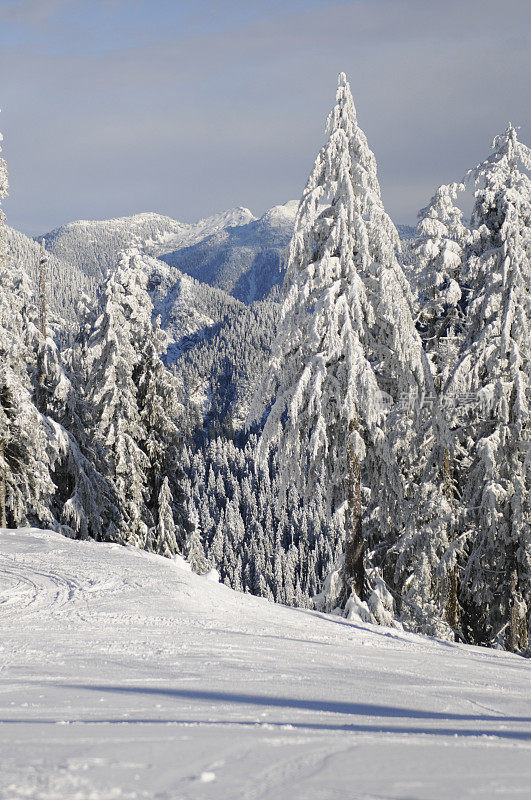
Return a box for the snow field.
[0,528,530,799]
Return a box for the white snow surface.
[0,528,530,800]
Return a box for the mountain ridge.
[38,202,416,305]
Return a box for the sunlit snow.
[1,528,529,800]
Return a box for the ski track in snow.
[0,528,530,800]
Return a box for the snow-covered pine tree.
[0,271,57,529]
[389,184,471,640]
[29,320,119,541]
[251,73,430,616]
[391,425,460,640]
[0,123,59,530]
[413,182,469,387]
[447,124,530,650]
[185,500,208,575]
[152,476,178,557]
[83,253,152,545]
[38,238,47,338]
[0,118,8,526]
[83,250,192,553]
[0,123,8,269]
[2,232,112,541]
[136,315,193,556]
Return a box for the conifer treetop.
[253,72,429,520]
[416,182,467,244]
[456,123,530,357]
[442,123,531,645]
[467,124,531,188]
[326,73,382,213]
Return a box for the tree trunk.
[39,238,47,339]
[446,566,459,629]
[343,417,365,601]
[0,440,6,528]
[507,570,528,653]
[442,447,459,629]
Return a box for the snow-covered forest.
[0,72,529,656]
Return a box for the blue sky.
[1,0,529,234]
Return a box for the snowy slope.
[158,201,298,303]
[139,254,278,427]
[42,208,255,280]
[1,528,530,800]
[41,202,291,304]
[143,254,243,357]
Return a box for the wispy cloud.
[0,0,74,24]
[0,0,529,234]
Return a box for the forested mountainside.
[39,202,290,305]
[10,203,415,433]
[5,225,97,324]
[137,254,280,432]
[158,201,297,303]
[41,207,255,280]
[6,226,279,434]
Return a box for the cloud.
[1,0,529,234]
[0,0,74,24]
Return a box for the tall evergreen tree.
[0,127,58,530]
[413,182,469,386]
[251,73,430,614]
[0,124,7,273]
[27,312,118,541]
[0,119,8,526]
[83,250,192,552]
[83,254,150,545]
[447,124,530,650]
[0,273,57,529]
[391,187,470,640]
[136,315,193,555]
